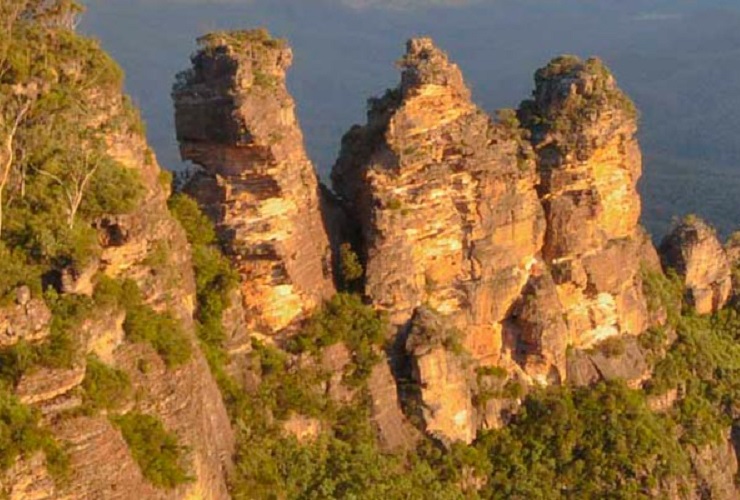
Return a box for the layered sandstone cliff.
[172,30,335,337]
[331,42,662,443]
[332,38,546,371]
[519,55,656,349]
[2,71,233,500]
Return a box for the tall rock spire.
[520,55,656,349]
[332,38,548,443]
[173,30,335,337]
[333,38,546,363]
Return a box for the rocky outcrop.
[520,55,654,350]
[566,336,649,388]
[333,38,546,372]
[331,42,663,443]
[505,271,568,385]
[0,287,51,348]
[367,361,421,452]
[687,433,739,500]
[405,307,476,445]
[173,30,335,337]
[659,216,732,314]
[3,64,234,499]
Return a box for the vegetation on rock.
[81,355,131,413]
[112,412,191,488]
[0,389,69,479]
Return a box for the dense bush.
[168,193,236,389]
[646,309,740,445]
[1,0,144,280]
[287,293,386,387]
[93,276,192,368]
[0,389,69,480]
[642,266,683,326]
[112,412,191,488]
[477,381,689,499]
[0,290,88,387]
[123,305,191,368]
[81,355,131,413]
[339,242,363,289]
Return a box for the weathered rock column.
[520,56,655,350]
[332,38,546,368]
[173,30,335,337]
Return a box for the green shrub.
[0,291,87,386]
[0,243,42,303]
[81,356,131,413]
[93,276,191,368]
[0,389,69,481]
[167,193,216,247]
[124,305,191,368]
[477,381,689,499]
[646,308,740,445]
[251,341,330,420]
[93,275,142,311]
[287,293,386,386]
[168,192,239,408]
[112,412,191,489]
[476,366,508,379]
[642,266,684,325]
[339,242,363,289]
[80,159,143,220]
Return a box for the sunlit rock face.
[405,307,477,445]
[519,55,655,352]
[173,30,335,338]
[333,38,546,371]
[660,216,732,314]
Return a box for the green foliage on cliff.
[81,355,131,413]
[93,276,192,368]
[0,290,89,387]
[112,412,191,489]
[287,293,387,387]
[0,389,69,480]
[339,242,364,289]
[167,192,237,377]
[1,0,145,285]
[646,308,740,446]
[476,381,688,499]
[642,266,684,325]
[197,28,287,53]
[522,55,638,142]
[124,305,191,368]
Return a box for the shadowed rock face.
[520,55,655,351]
[726,233,740,300]
[173,30,335,337]
[333,38,546,371]
[660,216,732,314]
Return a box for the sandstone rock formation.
[0,288,51,348]
[333,38,546,372]
[659,216,732,314]
[173,30,335,337]
[3,72,234,499]
[519,55,654,350]
[405,307,476,444]
[331,41,663,443]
